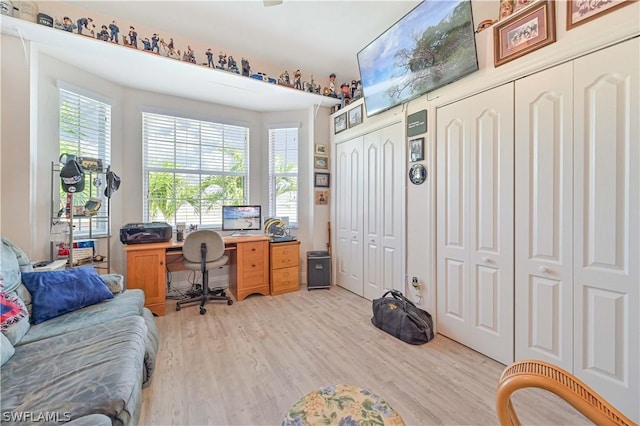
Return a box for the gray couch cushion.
[17,289,145,346]
[141,307,159,386]
[0,238,33,294]
[1,316,147,426]
[0,333,15,366]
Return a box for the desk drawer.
[271,265,299,295]
[271,244,299,269]
[240,241,265,263]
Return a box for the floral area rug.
[282,384,406,426]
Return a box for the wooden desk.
[123,235,270,316]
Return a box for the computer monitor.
[222,205,262,236]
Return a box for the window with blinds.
[59,88,111,236]
[143,112,250,228]
[268,127,298,226]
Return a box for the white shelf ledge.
[1,15,340,112]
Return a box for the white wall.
[0,37,331,277]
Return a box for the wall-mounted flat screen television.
[357,0,479,117]
[222,205,261,236]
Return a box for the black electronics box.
[120,222,172,244]
[37,13,53,27]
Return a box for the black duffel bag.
[371,289,435,345]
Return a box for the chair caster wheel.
[221,291,227,297]
[200,307,206,315]
[176,304,181,311]
[227,300,233,305]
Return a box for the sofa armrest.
[101,274,125,294]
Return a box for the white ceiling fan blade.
[263,0,283,6]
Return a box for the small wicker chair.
[496,359,637,426]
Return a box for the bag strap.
[382,289,417,308]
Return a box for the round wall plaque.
[409,164,427,185]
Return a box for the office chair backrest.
[182,230,225,263]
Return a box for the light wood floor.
[139,285,589,426]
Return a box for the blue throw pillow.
[21,267,114,324]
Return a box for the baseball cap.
[60,159,85,193]
[104,170,121,198]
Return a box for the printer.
[119,222,172,244]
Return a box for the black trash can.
[307,251,331,290]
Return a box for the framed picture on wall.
[348,104,363,128]
[314,144,327,155]
[567,0,635,30]
[314,172,330,188]
[334,113,347,134]
[493,1,556,67]
[315,190,329,205]
[314,156,328,169]
[409,137,424,162]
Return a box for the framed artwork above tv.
[357,0,479,117]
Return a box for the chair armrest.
[101,274,125,294]
[496,359,637,426]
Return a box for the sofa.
[0,237,159,425]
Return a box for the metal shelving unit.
[50,161,111,272]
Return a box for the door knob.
[482,257,491,264]
[539,266,549,274]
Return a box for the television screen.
[222,205,262,232]
[357,0,479,117]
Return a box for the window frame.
[142,111,251,229]
[268,126,300,228]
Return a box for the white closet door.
[514,62,574,370]
[363,122,404,301]
[437,83,514,364]
[335,137,364,296]
[573,38,639,421]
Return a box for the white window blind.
[59,88,111,236]
[268,127,298,226]
[143,112,250,228]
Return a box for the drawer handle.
[252,248,256,252]
[160,261,163,266]
[252,264,256,268]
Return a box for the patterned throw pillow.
[1,292,27,331]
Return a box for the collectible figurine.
[97,25,109,41]
[293,70,302,90]
[241,58,251,76]
[206,48,214,67]
[168,38,174,50]
[185,45,196,63]
[218,52,227,69]
[340,82,351,108]
[350,80,358,98]
[279,70,290,85]
[128,26,138,48]
[151,34,160,53]
[76,17,94,35]
[57,16,76,32]
[228,56,238,73]
[329,73,336,96]
[108,21,119,43]
[141,37,152,51]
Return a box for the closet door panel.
[515,62,574,370]
[335,137,364,296]
[574,38,639,422]
[467,84,514,365]
[437,112,470,340]
[379,123,405,295]
[363,132,381,300]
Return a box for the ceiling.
[56,1,421,86]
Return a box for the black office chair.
[176,230,233,315]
